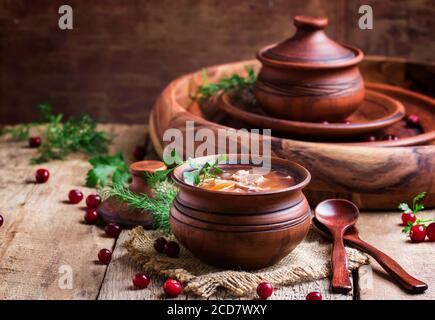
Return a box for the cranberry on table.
[256,282,273,299]
[84,209,99,224]
[401,212,417,226]
[133,145,147,161]
[164,241,180,258]
[68,189,83,204]
[105,223,121,238]
[306,291,323,300]
[406,114,421,128]
[426,223,435,242]
[132,273,150,289]
[86,194,101,209]
[98,248,112,264]
[154,237,168,253]
[0,215,3,227]
[409,224,426,243]
[163,279,183,298]
[28,136,41,148]
[35,168,50,183]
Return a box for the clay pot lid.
[130,160,167,175]
[258,16,363,68]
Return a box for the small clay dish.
[218,90,405,138]
[170,154,312,269]
[97,160,167,228]
[255,16,365,122]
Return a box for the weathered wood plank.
[0,124,148,299]
[356,210,435,300]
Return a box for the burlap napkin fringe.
[124,226,369,298]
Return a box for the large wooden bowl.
[150,57,435,210]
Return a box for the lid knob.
[294,16,328,30]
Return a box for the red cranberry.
[406,114,421,128]
[154,237,168,253]
[426,223,435,242]
[28,136,41,148]
[105,223,121,238]
[382,135,399,141]
[256,282,273,299]
[84,209,99,224]
[164,241,180,258]
[132,273,150,289]
[401,212,417,226]
[163,279,182,297]
[68,189,83,204]
[98,248,112,264]
[321,121,329,125]
[35,168,50,183]
[133,145,147,161]
[363,135,377,142]
[409,225,426,243]
[0,215,3,227]
[86,194,101,209]
[306,291,323,300]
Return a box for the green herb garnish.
[108,180,178,232]
[183,154,228,186]
[1,103,111,163]
[193,66,256,101]
[86,152,130,188]
[398,192,427,214]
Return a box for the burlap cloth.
[125,226,369,297]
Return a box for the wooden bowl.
[218,90,405,138]
[149,57,435,209]
[171,155,311,214]
[255,16,364,122]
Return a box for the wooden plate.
[149,57,435,209]
[217,89,405,138]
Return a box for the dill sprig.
[107,180,178,232]
[1,103,112,163]
[193,66,256,101]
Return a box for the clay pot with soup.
[255,16,365,122]
[170,154,312,269]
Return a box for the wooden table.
[0,124,433,300]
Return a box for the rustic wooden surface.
[1,1,434,124]
[0,124,433,300]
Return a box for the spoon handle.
[348,236,428,293]
[331,232,353,293]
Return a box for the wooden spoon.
[315,199,359,293]
[312,218,428,293]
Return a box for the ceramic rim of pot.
[257,43,364,70]
[171,154,311,196]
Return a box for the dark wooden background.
[1,0,434,124]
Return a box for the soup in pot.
[184,166,296,192]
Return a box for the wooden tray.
[149,57,435,210]
[217,89,405,139]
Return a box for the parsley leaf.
[86,152,129,188]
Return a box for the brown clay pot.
[97,160,166,228]
[170,154,312,269]
[255,16,365,122]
